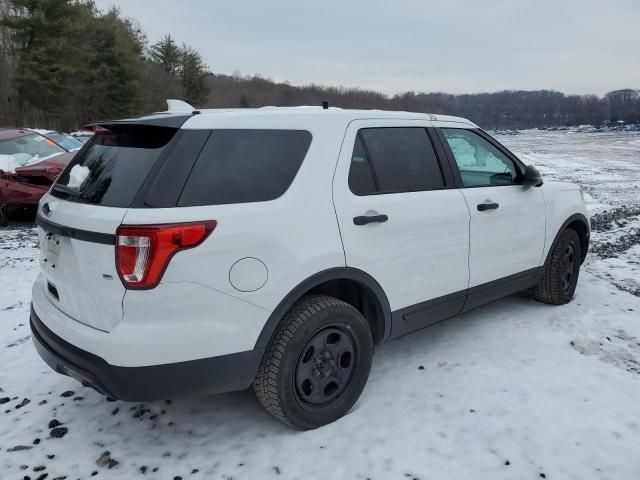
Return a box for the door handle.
[477,202,499,211]
[353,214,389,226]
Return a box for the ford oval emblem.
[42,202,52,217]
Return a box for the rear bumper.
[30,305,264,401]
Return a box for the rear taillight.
[116,221,217,289]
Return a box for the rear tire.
[254,295,373,429]
[529,228,581,305]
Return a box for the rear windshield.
[178,129,312,206]
[52,125,176,207]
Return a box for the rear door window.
[52,125,176,207]
[348,134,377,195]
[349,127,445,195]
[178,129,312,206]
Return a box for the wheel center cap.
[314,350,335,376]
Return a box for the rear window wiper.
[52,184,84,198]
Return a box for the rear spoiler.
[84,115,193,131]
[84,100,197,130]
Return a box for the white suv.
[30,105,589,429]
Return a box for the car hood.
[14,152,74,181]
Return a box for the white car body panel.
[332,119,471,310]
[458,184,546,287]
[32,274,269,366]
[36,195,127,332]
[539,181,588,260]
[121,115,347,313]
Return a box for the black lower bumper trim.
[30,305,264,401]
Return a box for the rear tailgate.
[37,199,127,331]
[37,123,181,332]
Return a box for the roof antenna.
[322,101,329,110]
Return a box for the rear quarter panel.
[121,115,349,326]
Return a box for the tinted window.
[441,128,520,187]
[348,134,377,195]
[178,130,311,206]
[357,128,444,194]
[52,125,176,207]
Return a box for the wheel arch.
[546,213,590,265]
[254,267,392,349]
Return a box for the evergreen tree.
[1,0,148,129]
[147,36,210,107]
[179,44,209,106]
[148,34,180,76]
[138,60,182,114]
[1,0,89,126]
[75,7,145,122]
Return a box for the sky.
[93,0,640,97]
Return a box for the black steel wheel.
[529,228,582,305]
[254,295,373,429]
[560,243,576,292]
[294,326,357,407]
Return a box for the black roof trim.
[84,114,192,130]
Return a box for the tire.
[254,295,373,429]
[529,228,581,305]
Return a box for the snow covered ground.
[1,130,639,480]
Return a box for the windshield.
[0,133,65,172]
[47,132,83,152]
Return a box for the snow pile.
[67,165,90,189]
[0,152,60,173]
[0,130,639,479]
[0,153,36,173]
[0,154,15,173]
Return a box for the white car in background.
[29,104,589,429]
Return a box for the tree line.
[208,74,640,129]
[0,0,209,131]
[1,0,639,131]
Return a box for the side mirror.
[522,165,543,188]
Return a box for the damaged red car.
[0,129,74,224]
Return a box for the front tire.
[529,228,581,305]
[254,295,373,429]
